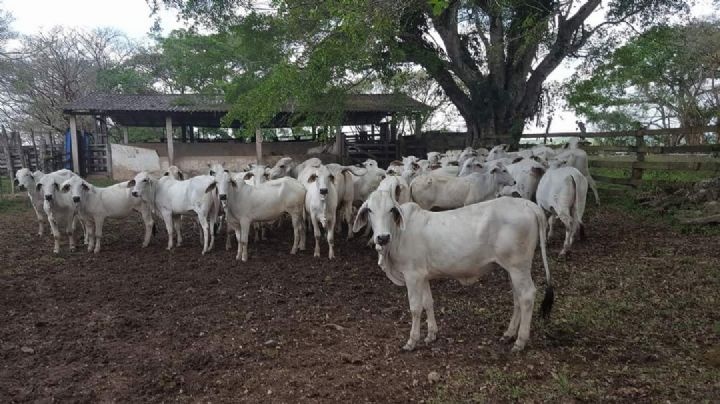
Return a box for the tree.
[152,0,688,144]
[0,27,140,132]
[567,20,720,145]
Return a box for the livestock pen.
[1,132,719,402]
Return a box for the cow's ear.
[531,166,545,177]
[177,172,185,180]
[329,174,335,183]
[209,170,215,176]
[352,202,369,233]
[36,183,43,191]
[61,183,70,193]
[512,156,524,164]
[307,174,317,183]
[243,172,254,181]
[205,182,217,193]
[394,184,402,202]
[229,178,238,188]
[391,205,405,230]
[127,179,136,188]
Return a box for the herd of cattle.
[13,138,596,352]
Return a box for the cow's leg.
[403,276,424,351]
[508,269,536,352]
[578,223,587,241]
[93,216,105,253]
[163,212,175,250]
[311,215,322,258]
[197,215,210,255]
[239,219,251,261]
[501,283,521,343]
[587,175,600,205]
[225,224,233,251]
[173,215,183,246]
[47,213,62,254]
[234,226,243,261]
[298,212,306,251]
[67,216,77,253]
[344,202,353,240]
[34,206,45,236]
[140,208,154,248]
[421,280,437,344]
[290,212,301,254]
[208,216,216,251]
[85,218,95,252]
[327,216,335,260]
[558,212,574,256]
[547,214,557,239]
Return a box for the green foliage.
[568,21,720,137]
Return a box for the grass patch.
[591,167,714,183]
[0,198,29,213]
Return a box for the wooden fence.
[520,125,720,187]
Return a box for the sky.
[3,0,719,134]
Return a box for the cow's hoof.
[402,341,416,351]
[424,333,437,344]
[499,335,515,345]
[510,344,525,353]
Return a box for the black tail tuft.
[152,223,158,236]
[540,285,555,319]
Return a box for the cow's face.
[244,165,270,186]
[490,163,516,187]
[165,165,184,180]
[307,165,334,201]
[37,175,61,202]
[15,168,35,192]
[269,157,293,179]
[60,176,89,204]
[212,169,235,202]
[459,157,484,177]
[353,190,405,248]
[129,172,153,198]
[362,159,378,169]
[426,152,441,164]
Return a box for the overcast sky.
[3,0,718,133]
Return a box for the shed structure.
[63,93,430,172]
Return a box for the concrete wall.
[118,141,339,178]
[111,144,161,180]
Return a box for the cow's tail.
[530,201,554,319]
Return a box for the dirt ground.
[1,197,719,403]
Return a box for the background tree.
[153,0,689,144]
[567,20,720,145]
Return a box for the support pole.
[336,126,345,162]
[165,116,174,166]
[122,127,129,144]
[69,115,80,174]
[255,128,263,164]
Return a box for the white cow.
[15,168,49,236]
[352,191,554,352]
[213,170,306,261]
[268,157,296,179]
[60,175,154,253]
[503,157,547,201]
[353,166,387,202]
[535,164,588,256]
[553,138,599,205]
[361,159,379,170]
[327,163,366,238]
[36,169,78,253]
[426,152,442,166]
[458,156,485,177]
[300,164,340,259]
[410,164,516,210]
[130,171,219,254]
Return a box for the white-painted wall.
[111,144,161,180]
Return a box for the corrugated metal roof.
[63,93,430,114]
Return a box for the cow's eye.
[279,165,285,168]
[143,179,149,183]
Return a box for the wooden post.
[69,115,80,174]
[255,128,263,164]
[122,127,129,144]
[1,125,14,193]
[30,129,38,170]
[39,132,47,172]
[181,125,187,143]
[631,129,646,187]
[106,137,114,179]
[414,114,422,137]
[165,116,174,166]
[336,126,345,162]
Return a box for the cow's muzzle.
[376,234,390,246]
[72,196,81,203]
[44,195,53,201]
[219,194,227,201]
[131,191,139,197]
[17,184,26,191]
[13,179,19,186]
[319,188,328,196]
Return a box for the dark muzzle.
[131,191,139,197]
[44,195,53,201]
[376,234,390,246]
[72,196,81,203]
[219,194,227,201]
[319,188,328,196]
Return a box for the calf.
[36,169,78,253]
[300,164,340,259]
[554,138,599,205]
[410,163,515,210]
[213,170,306,261]
[353,191,553,352]
[61,175,154,253]
[130,171,219,254]
[15,168,49,236]
[535,164,588,256]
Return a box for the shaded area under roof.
[63,93,431,128]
